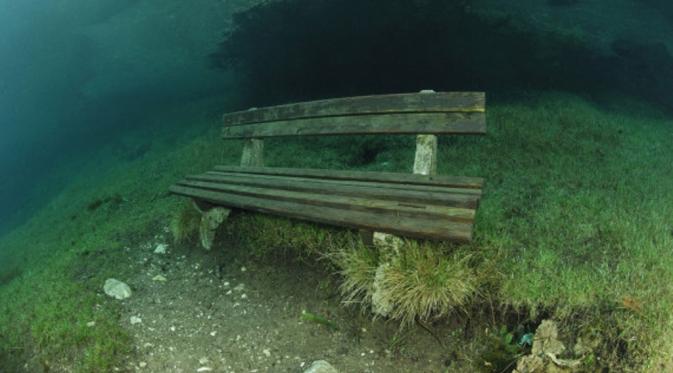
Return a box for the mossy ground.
[0,92,672,371]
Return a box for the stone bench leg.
[191,200,230,250]
[190,137,265,250]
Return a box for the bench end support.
[240,138,264,167]
[413,134,438,176]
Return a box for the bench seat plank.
[191,172,480,209]
[174,179,475,222]
[222,92,485,126]
[169,183,474,242]
[214,166,484,190]
[221,112,485,138]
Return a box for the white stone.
[139,362,147,368]
[130,316,142,325]
[152,274,167,282]
[197,368,213,372]
[304,360,339,373]
[154,243,168,254]
[86,321,96,327]
[263,349,271,357]
[103,279,132,300]
[199,357,209,365]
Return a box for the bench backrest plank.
[221,92,486,138]
[223,92,484,126]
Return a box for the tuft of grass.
[331,242,379,307]
[170,201,201,244]
[375,243,478,326]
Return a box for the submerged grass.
[0,92,672,371]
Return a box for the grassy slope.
[0,92,672,371]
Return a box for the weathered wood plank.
[176,179,475,222]
[221,112,485,138]
[186,172,480,209]
[169,184,473,242]
[222,92,485,126]
[213,166,484,189]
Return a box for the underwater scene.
[1,0,673,372]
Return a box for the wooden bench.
[169,91,486,248]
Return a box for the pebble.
[196,368,213,372]
[130,316,142,325]
[103,279,132,300]
[152,274,167,282]
[154,243,168,254]
[139,362,147,368]
[86,321,96,327]
[263,349,271,357]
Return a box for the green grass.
[0,92,672,371]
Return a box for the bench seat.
[169,166,483,242]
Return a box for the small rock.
[196,368,213,372]
[263,349,271,357]
[130,316,142,325]
[199,357,209,365]
[152,274,167,282]
[103,279,132,300]
[233,283,245,292]
[86,321,96,327]
[240,266,247,272]
[154,243,168,254]
[304,360,339,373]
[241,294,248,300]
[139,362,147,368]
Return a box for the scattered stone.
[139,362,147,368]
[240,266,247,272]
[152,274,167,282]
[130,316,142,325]
[154,243,168,254]
[263,348,271,357]
[86,321,96,327]
[514,320,583,373]
[304,360,339,373]
[199,357,209,365]
[241,293,248,300]
[233,283,245,292]
[197,367,213,372]
[210,331,217,337]
[103,279,132,300]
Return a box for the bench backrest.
[221,91,485,138]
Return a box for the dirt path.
[112,229,464,372]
